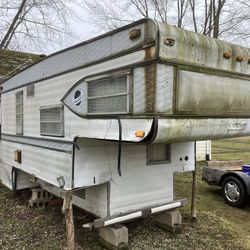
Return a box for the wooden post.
[191,142,197,219]
[62,191,75,250]
[191,169,197,219]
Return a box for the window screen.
[87,75,129,114]
[16,91,23,135]
[147,144,171,165]
[40,104,64,136]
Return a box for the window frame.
[146,143,171,165]
[39,104,64,137]
[86,72,131,115]
[15,91,23,135]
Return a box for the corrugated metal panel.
[0,162,12,189]
[133,67,145,113]
[1,134,73,152]
[1,51,145,139]
[196,140,211,161]
[177,70,250,116]
[0,140,73,190]
[3,20,155,93]
[155,64,174,113]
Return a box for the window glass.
[147,144,171,164]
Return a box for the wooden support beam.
[62,191,75,250]
[191,166,197,219]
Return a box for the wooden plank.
[207,160,244,170]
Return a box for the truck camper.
[0,18,250,247]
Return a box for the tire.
[222,176,246,208]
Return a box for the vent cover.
[40,104,64,137]
[27,84,35,97]
[87,75,129,114]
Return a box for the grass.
[175,137,250,249]
[0,137,250,249]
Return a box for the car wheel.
[222,176,246,207]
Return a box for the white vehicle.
[0,18,249,228]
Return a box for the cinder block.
[153,210,182,233]
[99,224,128,249]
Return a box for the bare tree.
[177,0,189,28]
[0,0,83,52]
[152,0,170,23]
[189,0,198,32]
[82,0,250,46]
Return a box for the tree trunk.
[0,0,28,49]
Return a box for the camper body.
[0,19,250,220]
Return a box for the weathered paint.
[157,22,250,75]
[176,70,250,116]
[145,63,156,113]
[154,118,250,143]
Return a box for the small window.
[40,104,64,137]
[27,84,35,97]
[87,74,130,114]
[16,91,23,135]
[147,144,171,165]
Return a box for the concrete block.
[99,224,128,250]
[153,210,182,233]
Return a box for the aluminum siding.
[0,140,73,190]
[2,20,157,92]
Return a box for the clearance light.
[135,130,145,138]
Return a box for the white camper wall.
[0,140,73,190]
[74,139,195,216]
[1,51,145,139]
[196,140,211,161]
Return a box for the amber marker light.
[135,130,145,138]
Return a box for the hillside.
[0,49,42,81]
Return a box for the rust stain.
[223,51,232,59]
[145,63,156,113]
[145,46,155,60]
[236,55,244,62]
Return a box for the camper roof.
[2,18,250,93]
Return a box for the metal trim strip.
[2,58,157,95]
[1,134,73,154]
[1,18,154,88]
[83,198,187,229]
